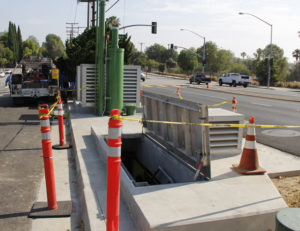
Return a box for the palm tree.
[241,52,246,59]
[292,49,300,62]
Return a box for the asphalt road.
[142,73,300,156]
[0,75,44,231]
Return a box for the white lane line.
[251,102,272,107]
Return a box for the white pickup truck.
[218,73,251,88]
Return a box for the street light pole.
[239,12,272,88]
[180,28,206,73]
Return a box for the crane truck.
[9,57,59,104]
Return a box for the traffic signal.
[170,44,174,50]
[264,58,268,65]
[202,59,206,66]
[151,22,157,34]
[270,58,273,67]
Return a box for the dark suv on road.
[189,73,211,84]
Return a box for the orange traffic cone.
[232,117,266,175]
[206,83,209,88]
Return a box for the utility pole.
[91,1,96,27]
[87,2,90,28]
[66,23,79,40]
[66,23,86,40]
[139,42,144,52]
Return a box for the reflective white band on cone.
[108,146,121,157]
[57,110,64,116]
[108,128,122,139]
[42,133,51,140]
[244,140,257,149]
[247,127,256,136]
[57,104,63,110]
[40,120,50,127]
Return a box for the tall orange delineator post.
[232,96,237,112]
[39,104,57,210]
[29,104,72,218]
[57,97,65,146]
[106,109,122,231]
[53,95,71,150]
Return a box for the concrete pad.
[68,104,138,231]
[89,113,295,231]
[67,102,300,231]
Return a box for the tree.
[0,43,13,67]
[17,26,23,61]
[253,48,263,60]
[227,63,250,75]
[292,49,300,62]
[287,63,300,81]
[166,57,177,69]
[196,41,219,73]
[0,32,8,47]
[8,22,18,63]
[145,43,168,63]
[146,59,159,71]
[130,49,147,66]
[62,27,96,81]
[22,39,40,58]
[158,63,165,72]
[118,33,134,65]
[255,44,288,85]
[215,49,234,73]
[41,34,66,61]
[241,52,246,59]
[177,49,198,74]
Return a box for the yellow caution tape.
[65,86,94,92]
[208,100,231,107]
[39,99,59,119]
[110,115,300,129]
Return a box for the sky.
[1,0,300,62]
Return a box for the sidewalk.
[31,113,81,231]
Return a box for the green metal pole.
[95,0,99,114]
[96,0,105,116]
[106,28,124,113]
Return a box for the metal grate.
[208,108,244,156]
[76,64,140,106]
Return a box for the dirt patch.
[271,175,300,207]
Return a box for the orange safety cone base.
[28,201,72,218]
[232,164,266,175]
[232,148,266,175]
[52,144,72,150]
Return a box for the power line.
[66,22,85,40]
[106,0,120,13]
